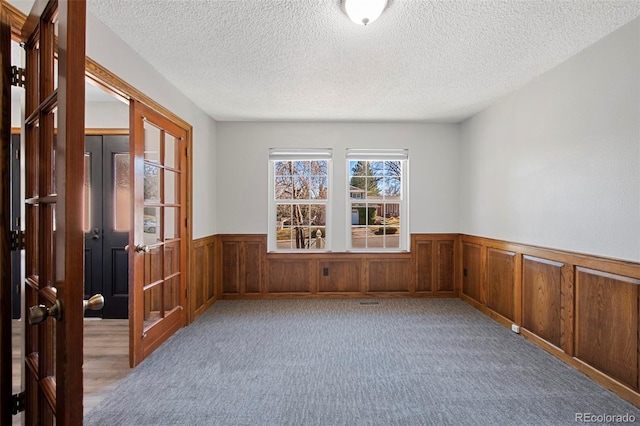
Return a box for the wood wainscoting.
[216,234,459,299]
[189,235,217,322]
[460,234,640,407]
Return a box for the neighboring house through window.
[268,149,331,251]
[347,149,408,251]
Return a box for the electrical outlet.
[511,324,520,334]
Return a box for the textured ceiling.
[18,1,640,122]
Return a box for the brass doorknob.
[29,300,62,324]
[84,294,104,312]
[135,244,150,253]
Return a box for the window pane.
[143,206,160,245]
[165,133,178,169]
[164,207,179,240]
[309,175,328,200]
[275,176,292,199]
[293,176,309,199]
[275,161,292,176]
[385,161,401,178]
[164,170,179,205]
[144,122,161,163]
[311,227,325,249]
[382,177,401,198]
[369,161,383,176]
[114,153,131,231]
[310,204,326,226]
[291,204,309,226]
[144,164,160,203]
[277,227,293,250]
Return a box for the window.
[269,149,331,251]
[347,149,408,251]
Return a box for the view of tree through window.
[349,160,402,249]
[274,160,328,250]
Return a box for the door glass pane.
[144,164,160,203]
[165,133,178,169]
[53,18,59,90]
[164,170,178,205]
[114,153,131,231]
[83,154,91,232]
[164,277,180,313]
[144,122,161,163]
[53,57,58,92]
[51,110,57,195]
[143,207,160,245]
[143,285,162,329]
[164,207,178,240]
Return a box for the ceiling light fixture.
[343,0,388,26]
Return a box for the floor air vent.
[359,300,380,306]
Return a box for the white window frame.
[346,149,409,252]
[268,148,332,252]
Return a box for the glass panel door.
[130,100,187,366]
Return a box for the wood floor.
[11,318,130,425]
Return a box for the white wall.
[460,18,640,262]
[84,101,129,129]
[216,122,459,251]
[85,13,218,239]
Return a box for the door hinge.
[10,230,25,251]
[10,66,26,88]
[12,391,25,415]
[15,148,19,160]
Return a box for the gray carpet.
[84,299,640,425]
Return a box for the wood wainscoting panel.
[220,235,266,296]
[221,241,241,294]
[522,255,563,348]
[318,260,362,293]
[575,267,639,390]
[190,235,217,322]
[268,259,314,293]
[414,239,433,292]
[437,240,455,292]
[486,248,516,321]
[368,259,411,292]
[244,241,263,294]
[462,242,482,303]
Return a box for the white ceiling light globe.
[344,0,388,26]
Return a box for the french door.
[130,100,187,367]
[21,0,87,424]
